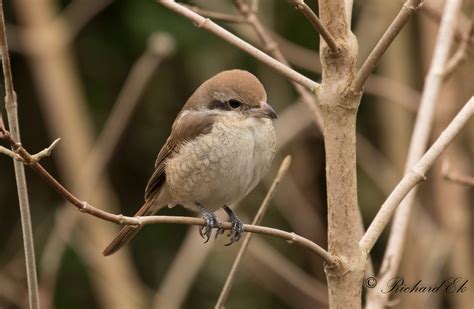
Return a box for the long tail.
[103,200,155,256]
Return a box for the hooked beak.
[255,101,278,119]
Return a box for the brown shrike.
[103,70,277,256]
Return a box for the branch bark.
[316,1,364,308]
[0,2,39,307]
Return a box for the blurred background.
[0,0,472,308]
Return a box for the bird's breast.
[165,115,276,210]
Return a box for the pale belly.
[165,116,276,211]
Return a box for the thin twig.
[0,145,20,160]
[31,138,61,162]
[287,0,338,52]
[360,96,474,254]
[351,0,423,92]
[0,1,39,308]
[215,156,291,309]
[0,130,336,264]
[183,4,248,23]
[157,0,319,92]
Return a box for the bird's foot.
[223,206,244,246]
[196,203,222,243]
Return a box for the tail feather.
[103,201,155,256]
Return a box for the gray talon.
[223,206,244,246]
[196,203,221,243]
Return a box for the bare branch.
[31,138,61,162]
[0,1,39,307]
[360,97,474,254]
[287,0,338,52]
[215,156,291,309]
[157,0,319,91]
[351,0,423,92]
[183,4,248,24]
[0,130,336,265]
[0,145,21,160]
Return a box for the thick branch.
[351,0,423,92]
[157,0,318,91]
[0,130,335,265]
[287,0,338,52]
[360,97,473,254]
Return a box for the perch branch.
[157,0,319,91]
[0,130,335,265]
[0,1,39,307]
[215,156,291,309]
[287,0,338,52]
[351,0,423,92]
[360,97,473,254]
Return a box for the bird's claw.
[223,206,244,246]
[197,203,222,243]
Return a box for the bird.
[103,69,277,256]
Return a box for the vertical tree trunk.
[317,1,365,307]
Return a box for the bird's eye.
[228,99,242,109]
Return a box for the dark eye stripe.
[208,100,231,111]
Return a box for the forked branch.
[351,0,423,92]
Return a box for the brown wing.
[144,110,217,201]
[103,110,218,256]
